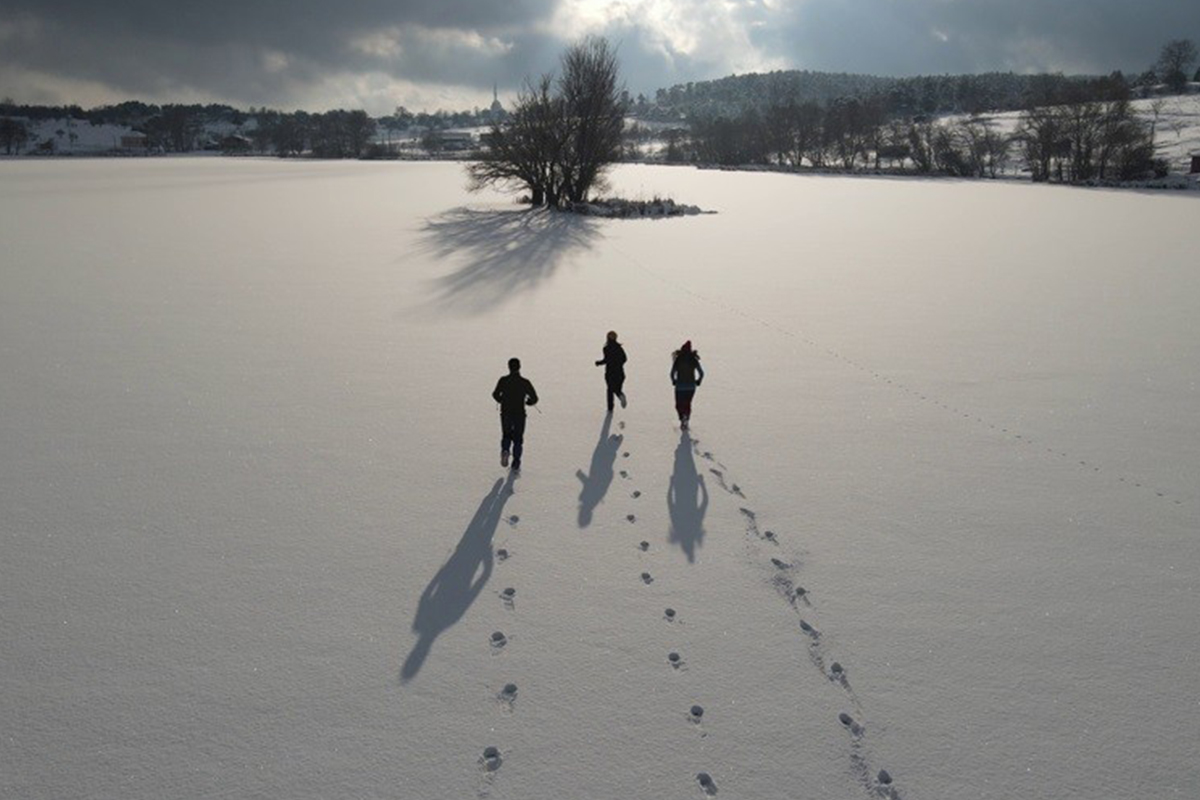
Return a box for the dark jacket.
[596,341,627,378]
[671,351,704,388]
[493,373,538,417]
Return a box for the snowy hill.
[1,159,1197,799]
[955,92,1200,174]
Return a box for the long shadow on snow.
[419,206,603,313]
[400,475,516,683]
[667,431,708,563]
[576,412,623,528]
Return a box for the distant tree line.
[246,110,377,157]
[0,97,499,157]
[2,37,1193,174]
[667,73,1163,182]
[642,71,1121,123]
[654,35,1200,184]
[642,38,1197,123]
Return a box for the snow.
[1,158,1198,799]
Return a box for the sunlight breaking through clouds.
[349,26,513,64]
[551,0,787,77]
[0,0,1198,111]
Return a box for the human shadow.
[400,475,515,683]
[576,412,623,528]
[418,206,603,314]
[667,431,708,563]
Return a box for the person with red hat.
[670,341,704,429]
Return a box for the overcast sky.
[2,0,1198,114]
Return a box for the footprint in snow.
[639,541,650,551]
[664,607,677,621]
[506,515,519,526]
[496,548,510,562]
[500,587,516,609]
[490,631,508,650]
[623,451,630,458]
[668,651,685,669]
[697,772,718,795]
[627,514,637,523]
[875,770,900,799]
[480,746,503,772]
[771,557,792,570]
[496,683,518,710]
[641,572,654,585]
[799,619,820,639]
[708,469,747,498]
[631,490,642,499]
[772,574,803,604]
[619,470,630,479]
[618,421,625,430]
[763,530,777,544]
[838,712,864,737]
[739,507,761,537]
[829,661,850,688]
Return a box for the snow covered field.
[1,159,1197,800]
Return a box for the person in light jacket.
[670,341,704,429]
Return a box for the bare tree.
[1017,97,1157,183]
[467,37,624,208]
[467,75,564,206]
[1016,106,1064,182]
[1156,39,1198,93]
[557,36,625,204]
[0,117,29,155]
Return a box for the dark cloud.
[764,0,1200,77]
[2,0,1199,112]
[0,0,563,110]
[0,0,556,46]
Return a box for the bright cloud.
[0,0,1198,112]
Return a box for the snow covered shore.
[568,197,706,217]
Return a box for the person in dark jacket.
[670,341,704,429]
[595,330,628,412]
[492,357,539,470]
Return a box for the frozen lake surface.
[2,158,1198,799]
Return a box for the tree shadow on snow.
[417,206,603,313]
[667,431,708,563]
[400,475,516,683]
[576,412,623,528]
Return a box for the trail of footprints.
[702,440,900,798]
[624,252,1186,508]
[821,350,1183,507]
[821,342,1185,506]
[476,422,900,798]
[479,521,518,794]
[631,434,899,796]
